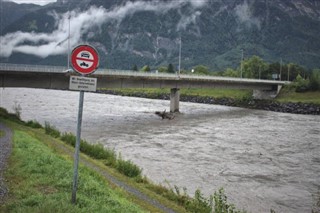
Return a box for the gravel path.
[0,123,12,204]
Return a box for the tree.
[132,64,138,71]
[167,63,175,73]
[242,56,268,79]
[294,74,309,92]
[193,65,209,75]
[141,65,151,72]
[223,68,239,77]
[158,66,168,73]
[309,69,320,91]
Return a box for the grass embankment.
[276,89,320,105]
[103,88,252,100]
[0,108,245,213]
[1,126,145,212]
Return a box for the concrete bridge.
[0,63,286,112]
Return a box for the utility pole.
[0,0,2,63]
[240,49,244,78]
[67,11,71,69]
[178,36,181,77]
[259,65,261,79]
[279,58,282,81]
[287,64,290,81]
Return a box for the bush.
[294,74,309,92]
[309,69,320,91]
[80,141,117,166]
[116,155,142,178]
[0,107,22,122]
[26,120,43,129]
[60,132,76,146]
[60,132,117,167]
[214,188,246,213]
[44,122,60,138]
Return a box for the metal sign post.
[71,89,84,204]
[69,45,99,204]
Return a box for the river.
[1,88,319,213]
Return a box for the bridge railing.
[96,69,286,84]
[95,69,180,79]
[0,63,68,73]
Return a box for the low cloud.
[177,11,202,31]
[235,0,261,28]
[0,0,208,58]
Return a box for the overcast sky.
[9,0,56,5]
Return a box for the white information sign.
[69,76,97,92]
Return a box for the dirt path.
[0,123,13,204]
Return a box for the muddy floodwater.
[1,88,319,213]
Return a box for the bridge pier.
[170,88,180,113]
[253,85,283,99]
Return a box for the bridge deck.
[0,63,286,90]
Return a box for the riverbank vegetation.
[139,56,320,86]
[0,108,246,213]
[101,57,320,107]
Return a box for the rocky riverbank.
[98,90,320,115]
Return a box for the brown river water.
[1,88,319,213]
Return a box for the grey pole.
[67,14,70,69]
[279,58,282,81]
[240,49,244,78]
[178,37,181,77]
[71,90,84,204]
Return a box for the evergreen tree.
[132,64,138,71]
[167,63,175,73]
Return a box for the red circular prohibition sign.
[71,45,99,75]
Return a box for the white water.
[1,88,319,213]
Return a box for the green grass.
[276,89,320,104]
[1,130,144,213]
[179,88,252,99]
[107,87,320,105]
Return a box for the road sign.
[71,45,99,75]
[69,76,97,92]
[69,44,99,204]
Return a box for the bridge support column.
[253,85,283,99]
[170,88,180,113]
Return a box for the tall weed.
[44,122,60,138]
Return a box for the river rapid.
[1,88,319,213]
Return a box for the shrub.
[44,122,60,138]
[26,120,43,129]
[12,101,22,120]
[80,141,117,166]
[0,107,22,122]
[116,155,142,178]
[60,132,117,167]
[214,188,246,213]
[60,132,76,146]
[294,74,310,92]
[185,189,212,213]
[309,69,320,91]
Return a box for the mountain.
[0,0,320,71]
